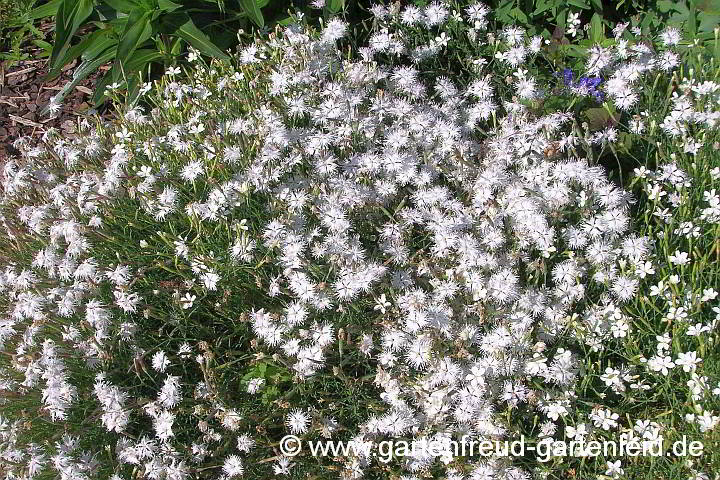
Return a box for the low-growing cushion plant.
[1,3,720,480]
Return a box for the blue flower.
[556,68,604,103]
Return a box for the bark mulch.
[1,21,107,160]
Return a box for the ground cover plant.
[38,0,355,109]
[1,2,720,480]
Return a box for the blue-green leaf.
[43,47,116,115]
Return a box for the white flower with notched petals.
[669,250,690,266]
[286,409,310,435]
[151,351,170,372]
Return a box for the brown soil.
[0,21,107,160]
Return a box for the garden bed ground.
[0,21,105,160]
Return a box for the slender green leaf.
[32,40,53,57]
[688,0,698,37]
[589,13,603,44]
[125,74,143,106]
[170,36,184,56]
[81,31,119,61]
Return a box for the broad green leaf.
[114,8,153,80]
[495,0,514,21]
[28,0,63,19]
[509,7,528,24]
[157,0,182,12]
[590,0,603,13]
[124,49,164,71]
[169,14,230,60]
[565,45,588,57]
[277,15,295,26]
[589,13,603,43]
[102,0,144,13]
[48,29,115,78]
[618,132,634,152]
[640,11,657,30]
[50,0,95,73]
[567,0,590,9]
[497,0,514,10]
[261,386,280,404]
[532,0,553,15]
[328,0,344,13]
[81,30,119,61]
[657,0,687,14]
[238,0,264,27]
[556,9,567,30]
